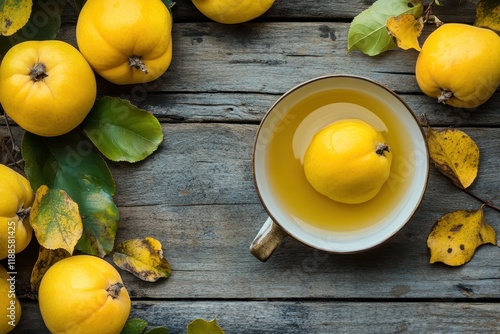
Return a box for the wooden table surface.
[5,1,500,333]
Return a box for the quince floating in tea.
[303,119,392,204]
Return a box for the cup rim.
[252,74,430,253]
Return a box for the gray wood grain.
[171,0,479,23]
[5,124,500,302]
[15,300,500,333]
[2,2,499,333]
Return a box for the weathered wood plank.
[48,19,500,129]
[5,124,500,300]
[61,0,478,24]
[127,92,500,127]
[15,300,500,333]
[55,22,424,94]
[171,0,478,23]
[2,91,499,127]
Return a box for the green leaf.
[73,0,86,11]
[22,131,119,257]
[0,0,64,58]
[121,318,149,334]
[83,96,163,163]
[347,0,424,56]
[475,0,500,31]
[145,327,170,334]
[187,318,224,334]
[0,0,32,36]
[29,185,83,254]
[161,0,172,9]
[113,237,172,282]
[161,0,173,16]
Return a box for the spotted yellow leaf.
[427,207,496,266]
[475,0,500,32]
[113,237,171,282]
[426,127,479,189]
[29,185,83,255]
[0,0,32,36]
[387,14,423,51]
[30,247,70,291]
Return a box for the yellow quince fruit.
[38,255,131,334]
[415,23,500,109]
[0,164,34,260]
[303,119,392,204]
[0,40,97,137]
[0,264,21,334]
[192,0,275,24]
[76,0,173,85]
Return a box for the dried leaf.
[475,0,500,31]
[387,14,423,51]
[187,318,224,334]
[113,237,171,282]
[29,185,83,254]
[427,207,496,266]
[426,127,479,189]
[30,247,70,291]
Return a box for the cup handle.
[250,217,289,262]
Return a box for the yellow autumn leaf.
[30,247,70,291]
[29,185,83,254]
[475,0,500,32]
[427,207,496,266]
[187,318,225,334]
[387,14,424,51]
[0,0,32,36]
[113,237,171,282]
[426,127,480,189]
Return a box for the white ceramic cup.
[250,75,429,261]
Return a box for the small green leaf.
[73,0,86,11]
[22,131,119,257]
[121,318,149,334]
[29,185,83,254]
[187,318,224,334]
[145,327,170,334]
[475,0,500,31]
[161,0,172,10]
[347,0,424,56]
[113,237,172,282]
[0,0,64,58]
[83,96,163,163]
[0,0,32,36]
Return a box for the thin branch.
[461,188,500,213]
[1,112,24,171]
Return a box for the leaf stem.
[423,1,434,23]
[461,188,500,213]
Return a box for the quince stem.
[29,63,48,82]
[128,56,149,74]
[17,207,31,221]
[106,282,125,299]
[438,90,454,104]
[375,143,390,157]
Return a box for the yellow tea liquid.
[266,89,415,232]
